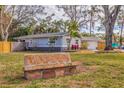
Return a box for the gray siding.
[24,36,81,51]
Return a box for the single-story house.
[81,37,99,50]
[15,32,81,52]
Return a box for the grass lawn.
[0,52,124,88]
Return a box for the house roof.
[81,37,100,41]
[15,32,69,40]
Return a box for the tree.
[0,5,15,41]
[34,19,69,34]
[87,6,101,35]
[0,5,45,41]
[9,27,29,40]
[57,5,88,50]
[57,5,88,28]
[67,20,80,50]
[102,5,121,50]
[81,32,96,37]
[34,19,47,34]
[117,8,124,47]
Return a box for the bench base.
[24,65,81,80]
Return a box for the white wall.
[61,36,68,47]
[71,38,81,48]
[87,41,98,50]
[25,37,63,48]
[62,36,81,48]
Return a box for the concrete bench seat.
[24,53,82,80]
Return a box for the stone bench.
[24,53,81,80]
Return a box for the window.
[48,37,57,46]
[66,39,70,45]
[76,40,79,45]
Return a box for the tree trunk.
[104,23,113,50]
[89,12,93,36]
[89,20,92,36]
[103,5,121,50]
[68,37,72,50]
[0,6,15,41]
[119,22,124,47]
[0,6,5,41]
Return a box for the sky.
[39,5,68,20]
[36,5,122,35]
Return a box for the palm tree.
[67,20,80,50]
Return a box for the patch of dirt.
[79,65,99,73]
[68,80,83,87]
[82,80,94,87]
[77,50,95,54]
[68,80,94,88]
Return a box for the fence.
[0,41,25,53]
[97,41,105,50]
[11,42,25,52]
[0,41,11,53]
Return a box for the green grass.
[0,52,124,87]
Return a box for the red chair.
[74,45,76,50]
[71,45,74,50]
[77,45,79,49]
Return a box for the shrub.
[81,42,88,49]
